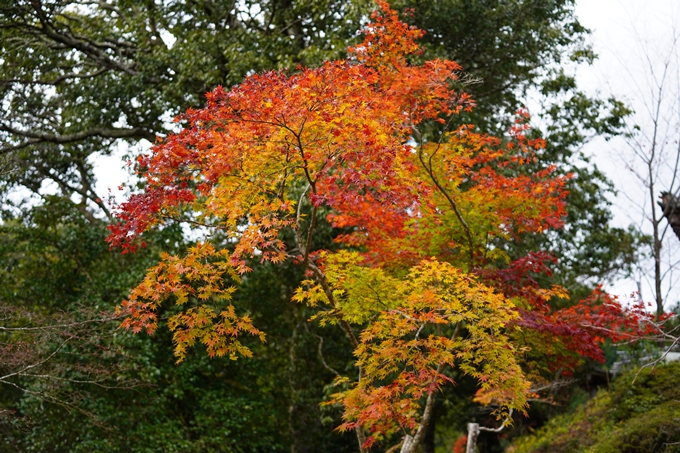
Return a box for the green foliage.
[512,363,680,453]
[392,0,592,132]
[3,342,290,453]
[0,213,357,451]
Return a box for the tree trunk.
[421,404,437,453]
[466,423,480,453]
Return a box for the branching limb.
[412,124,474,269]
[1,67,109,86]
[301,322,341,377]
[0,124,156,154]
[478,408,514,433]
[29,3,141,76]
[400,323,460,453]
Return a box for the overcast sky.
[573,0,680,304]
[574,0,679,208]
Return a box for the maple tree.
[108,2,652,451]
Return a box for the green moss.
[512,363,680,453]
[590,402,680,453]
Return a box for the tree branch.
[0,125,156,154]
[1,67,109,86]
[29,4,140,76]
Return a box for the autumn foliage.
[108,1,652,450]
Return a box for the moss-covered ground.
[510,362,680,453]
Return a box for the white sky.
[92,0,680,306]
[573,0,680,306]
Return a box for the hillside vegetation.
[511,362,680,453]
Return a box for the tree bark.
[466,423,480,453]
